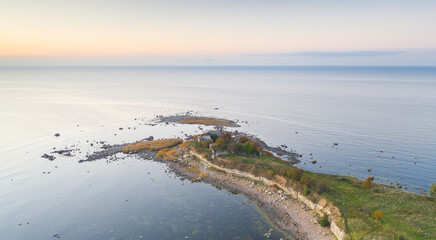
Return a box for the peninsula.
[84,116,436,240]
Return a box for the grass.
[209,153,436,239]
[180,117,234,126]
[122,138,183,153]
[156,147,180,161]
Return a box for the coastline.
[73,115,435,239]
[160,151,335,240]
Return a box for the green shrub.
[316,179,330,194]
[303,185,311,196]
[286,168,292,178]
[320,214,330,227]
[210,134,218,142]
[199,139,213,149]
[267,170,275,179]
[430,183,436,198]
[244,142,255,154]
[291,168,303,182]
[238,136,249,143]
[301,176,312,187]
[216,136,227,149]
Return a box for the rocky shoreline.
[150,152,334,240]
[78,143,333,240]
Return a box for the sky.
[1,0,436,66]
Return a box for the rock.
[41,153,56,161]
[54,133,60,137]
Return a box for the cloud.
[246,50,404,57]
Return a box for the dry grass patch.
[180,118,233,126]
[156,148,179,161]
[198,172,208,179]
[122,138,183,153]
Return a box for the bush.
[215,137,226,149]
[199,139,213,149]
[303,185,311,196]
[316,179,330,194]
[266,170,275,179]
[291,168,303,182]
[210,134,218,142]
[361,177,373,187]
[430,183,436,198]
[286,168,292,178]
[244,142,255,154]
[301,176,312,187]
[227,143,238,153]
[320,214,330,227]
[223,132,232,142]
[374,210,384,220]
[251,141,262,152]
[238,136,249,144]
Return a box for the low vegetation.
[122,138,183,153]
[156,147,180,161]
[320,214,330,227]
[121,131,436,239]
[186,132,436,240]
[180,118,234,126]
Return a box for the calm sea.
[1,66,435,239]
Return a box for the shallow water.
[1,66,435,238]
[1,139,288,239]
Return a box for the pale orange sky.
[1,1,436,65]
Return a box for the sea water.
[1,66,435,239]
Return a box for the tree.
[374,210,384,220]
[210,134,218,142]
[215,137,226,149]
[430,183,436,198]
[361,177,373,187]
[227,143,238,153]
[291,167,303,182]
[223,132,232,142]
[244,142,255,154]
